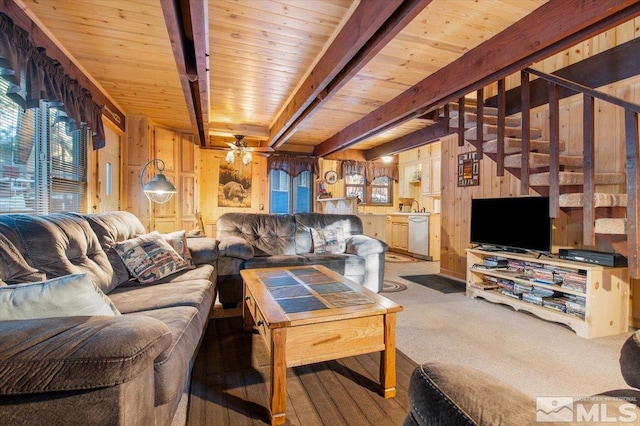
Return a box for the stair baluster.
[583,94,596,245]
[624,110,639,278]
[476,88,484,159]
[457,97,465,147]
[497,79,505,176]
[520,70,531,194]
[548,82,561,218]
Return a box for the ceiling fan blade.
[226,142,238,149]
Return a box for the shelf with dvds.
[466,248,629,338]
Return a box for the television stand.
[479,245,526,254]
[466,248,629,338]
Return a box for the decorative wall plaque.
[457,151,479,187]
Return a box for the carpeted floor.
[400,274,466,294]
[383,260,635,400]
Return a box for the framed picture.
[218,162,252,207]
[457,152,479,187]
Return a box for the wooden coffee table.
[240,265,403,425]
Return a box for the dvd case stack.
[507,259,525,273]
[565,295,586,319]
[497,279,519,299]
[560,271,587,293]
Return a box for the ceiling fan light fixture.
[225,134,252,165]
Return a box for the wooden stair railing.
[449,68,640,277]
[523,68,640,277]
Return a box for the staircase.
[445,92,635,274]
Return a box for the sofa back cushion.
[0,233,46,285]
[82,211,146,287]
[294,213,363,254]
[217,213,297,256]
[0,214,115,293]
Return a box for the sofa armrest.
[186,236,219,265]
[345,234,388,258]
[404,362,536,426]
[0,315,172,395]
[218,236,254,260]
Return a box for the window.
[345,174,392,205]
[0,78,87,214]
[270,170,312,214]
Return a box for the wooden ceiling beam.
[365,122,450,161]
[315,0,640,157]
[268,0,431,149]
[160,0,209,146]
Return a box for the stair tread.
[483,138,566,154]
[450,113,521,128]
[465,124,542,141]
[559,193,628,208]
[530,172,626,186]
[446,102,498,117]
[595,218,627,234]
[504,152,584,168]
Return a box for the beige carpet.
[382,260,635,399]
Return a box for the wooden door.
[96,125,120,212]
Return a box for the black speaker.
[558,249,627,267]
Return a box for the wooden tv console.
[466,248,629,338]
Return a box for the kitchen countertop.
[359,212,431,216]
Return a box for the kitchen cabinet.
[421,142,441,196]
[386,215,409,252]
[398,161,421,198]
[358,214,387,243]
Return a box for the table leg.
[380,312,397,398]
[243,285,253,332]
[270,328,287,425]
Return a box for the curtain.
[267,155,319,178]
[0,13,105,149]
[340,160,398,182]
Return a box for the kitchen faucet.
[411,199,419,212]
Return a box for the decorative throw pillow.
[0,273,120,320]
[312,227,346,254]
[114,231,190,284]
[161,230,195,269]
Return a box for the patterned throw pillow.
[312,228,346,254]
[115,231,190,284]
[161,230,195,269]
[0,273,120,320]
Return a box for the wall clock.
[324,170,338,184]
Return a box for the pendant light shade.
[140,159,177,204]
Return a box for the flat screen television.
[470,196,552,253]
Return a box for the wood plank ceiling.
[14,0,640,158]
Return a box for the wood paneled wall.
[199,150,269,237]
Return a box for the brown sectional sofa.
[0,211,218,426]
[215,212,388,308]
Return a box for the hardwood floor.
[186,316,416,425]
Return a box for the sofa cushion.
[0,214,115,293]
[0,273,120,320]
[0,315,171,395]
[134,306,204,405]
[0,233,45,285]
[81,211,147,289]
[115,232,191,284]
[108,274,215,316]
[311,227,346,254]
[302,253,365,277]
[217,213,297,256]
[294,213,363,254]
[243,254,307,269]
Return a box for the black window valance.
[0,13,105,149]
[340,160,398,182]
[267,155,319,177]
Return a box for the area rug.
[400,274,466,294]
[381,280,408,293]
[385,252,419,263]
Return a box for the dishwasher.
[408,215,429,257]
